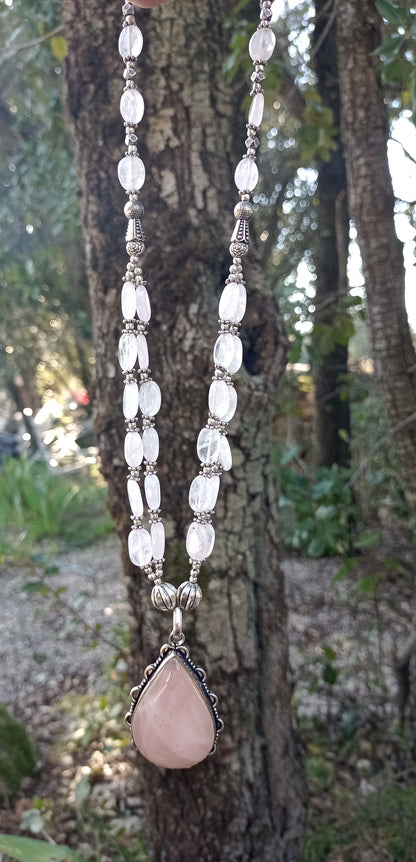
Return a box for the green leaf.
[0,835,83,862]
[373,32,405,56]
[323,665,338,685]
[74,773,91,804]
[355,529,380,550]
[382,55,413,82]
[50,36,67,60]
[332,556,359,583]
[357,574,380,594]
[322,646,337,661]
[21,581,49,595]
[20,809,44,835]
[375,0,409,26]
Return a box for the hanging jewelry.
[117,1,276,768]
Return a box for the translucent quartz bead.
[219,282,247,323]
[213,333,243,374]
[219,435,232,472]
[136,285,151,322]
[127,477,144,517]
[137,333,149,370]
[197,427,221,465]
[123,380,139,419]
[118,24,143,59]
[145,473,161,510]
[186,521,215,561]
[124,430,143,467]
[208,380,237,423]
[128,527,152,567]
[120,89,145,125]
[248,27,276,63]
[151,521,165,560]
[234,158,258,192]
[189,474,220,513]
[118,332,137,372]
[143,427,159,462]
[121,281,136,320]
[139,380,161,417]
[248,92,264,128]
[118,155,145,192]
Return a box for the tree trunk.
[336,0,416,496]
[312,0,351,468]
[61,2,305,860]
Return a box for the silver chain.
[117,1,276,632]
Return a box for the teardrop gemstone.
[131,651,217,769]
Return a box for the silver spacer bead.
[124,199,144,219]
[234,201,254,220]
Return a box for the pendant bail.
[170,607,185,645]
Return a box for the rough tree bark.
[336,0,416,495]
[312,0,350,468]
[61,1,305,859]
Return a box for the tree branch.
[348,410,416,488]
[0,25,64,59]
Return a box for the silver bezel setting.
[125,642,224,754]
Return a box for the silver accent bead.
[126,240,145,256]
[230,241,249,257]
[124,199,144,218]
[177,581,202,611]
[151,582,177,611]
[234,201,254,220]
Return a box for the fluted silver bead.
[177,581,202,611]
[151,582,177,611]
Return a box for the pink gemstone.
[131,653,216,769]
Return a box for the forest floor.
[0,533,415,861]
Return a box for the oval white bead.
[197,427,221,465]
[120,89,145,125]
[124,430,143,468]
[248,27,276,63]
[139,380,161,417]
[137,333,149,370]
[145,473,161,510]
[143,427,159,462]
[219,282,247,323]
[234,158,259,192]
[136,285,151,322]
[248,92,264,128]
[186,521,215,561]
[118,332,137,372]
[128,528,152,567]
[189,474,220,513]
[208,380,237,423]
[127,478,144,517]
[151,521,165,560]
[118,155,145,192]
[213,333,243,374]
[219,435,232,472]
[121,281,136,320]
[123,380,139,419]
[118,25,143,59]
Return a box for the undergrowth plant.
[0,457,114,560]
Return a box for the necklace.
[119,0,276,769]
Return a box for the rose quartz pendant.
[126,644,223,769]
